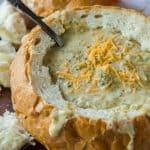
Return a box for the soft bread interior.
[30,7,150,123]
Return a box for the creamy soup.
[43,26,150,110]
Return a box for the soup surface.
[44,27,150,110]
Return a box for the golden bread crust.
[22,0,117,17]
[11,6,150,150]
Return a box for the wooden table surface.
[0,1,150,149]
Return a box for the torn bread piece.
[0,1,27,44]
[0,111,34,150]
[0,40,16,87]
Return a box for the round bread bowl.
[11,6,150,150]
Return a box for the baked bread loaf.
[22,0,117,17]
[11,6,150,150]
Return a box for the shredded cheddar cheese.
[87,38,122,67]
[57,38,143,92]
[87,79,99,93]
[57,72,80,89]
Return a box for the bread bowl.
[22,0,117,17]
[11,6,150,150]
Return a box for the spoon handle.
[7,0,64,47]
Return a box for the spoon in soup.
[7,0,64,47]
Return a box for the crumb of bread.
[0,111,35,150]
[0,40,16,87]
[0,1,27,44]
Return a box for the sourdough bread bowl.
[11,6,150,150]
[22,0,117,17]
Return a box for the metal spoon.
[7,0,64,47]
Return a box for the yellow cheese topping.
[57,38,143,92]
